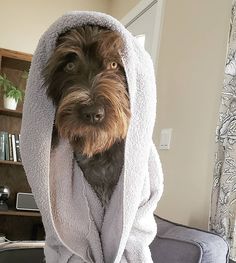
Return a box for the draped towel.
[20,11,164,263]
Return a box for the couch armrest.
[0,241,45,263]
[150,216,229,263]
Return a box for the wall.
[156,0,232,229]
[108,0,139,19]
[0,0,109,54]
[109,0,232,229]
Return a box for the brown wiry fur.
[44,26,130,157]
[43,25,130,207]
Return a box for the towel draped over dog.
[20,11,164,263]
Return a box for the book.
[0,132,5,160]
[11,134,17,162]
[4,132,9,161]
[19,134,21,162]
[15,134,21,162]
[0,132,10,161]
[8,134,13,161]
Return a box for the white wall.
[110,0,232,229]
[0,0,109,54]
[108,0,139,19]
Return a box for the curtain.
[210,1,236,260]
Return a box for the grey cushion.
[0,241,44,263]
[150,216,229,263]
[0,248,44,263]
[0,220,229,263]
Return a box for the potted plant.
[0,73,24,110]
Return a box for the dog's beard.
[55,75,130,157]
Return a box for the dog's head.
[43,25,130,157]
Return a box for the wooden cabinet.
[0,48,44,241]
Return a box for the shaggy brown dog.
[43,25,130,208]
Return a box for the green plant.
[0,73,24,102]
[5,85,23,102]
[0,73,12,92]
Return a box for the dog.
[43,25,131,209]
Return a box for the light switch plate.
[159,128,172,150]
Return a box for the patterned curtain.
[210,1,236,260]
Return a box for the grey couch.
[0,241,45,263]
[0,217,229,262]
[150,216,229,263]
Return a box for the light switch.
[159,129,172,150]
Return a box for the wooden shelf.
[0,108,22,118]
[0,160,22,166]
[0,48,44,240]
[0,209,40,217]
[0,48,32,62]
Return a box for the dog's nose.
[81,105,105,124]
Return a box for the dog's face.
[43,25,130,157]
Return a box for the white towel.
[20,11,164,263]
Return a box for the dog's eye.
[64,62,76,72]
[109,62,118,70]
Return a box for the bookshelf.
[0,209,41,217]
[0,108,22,118]
[0,48,44,241]
[0,160,22,166]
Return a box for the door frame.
[121,0,166,70]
